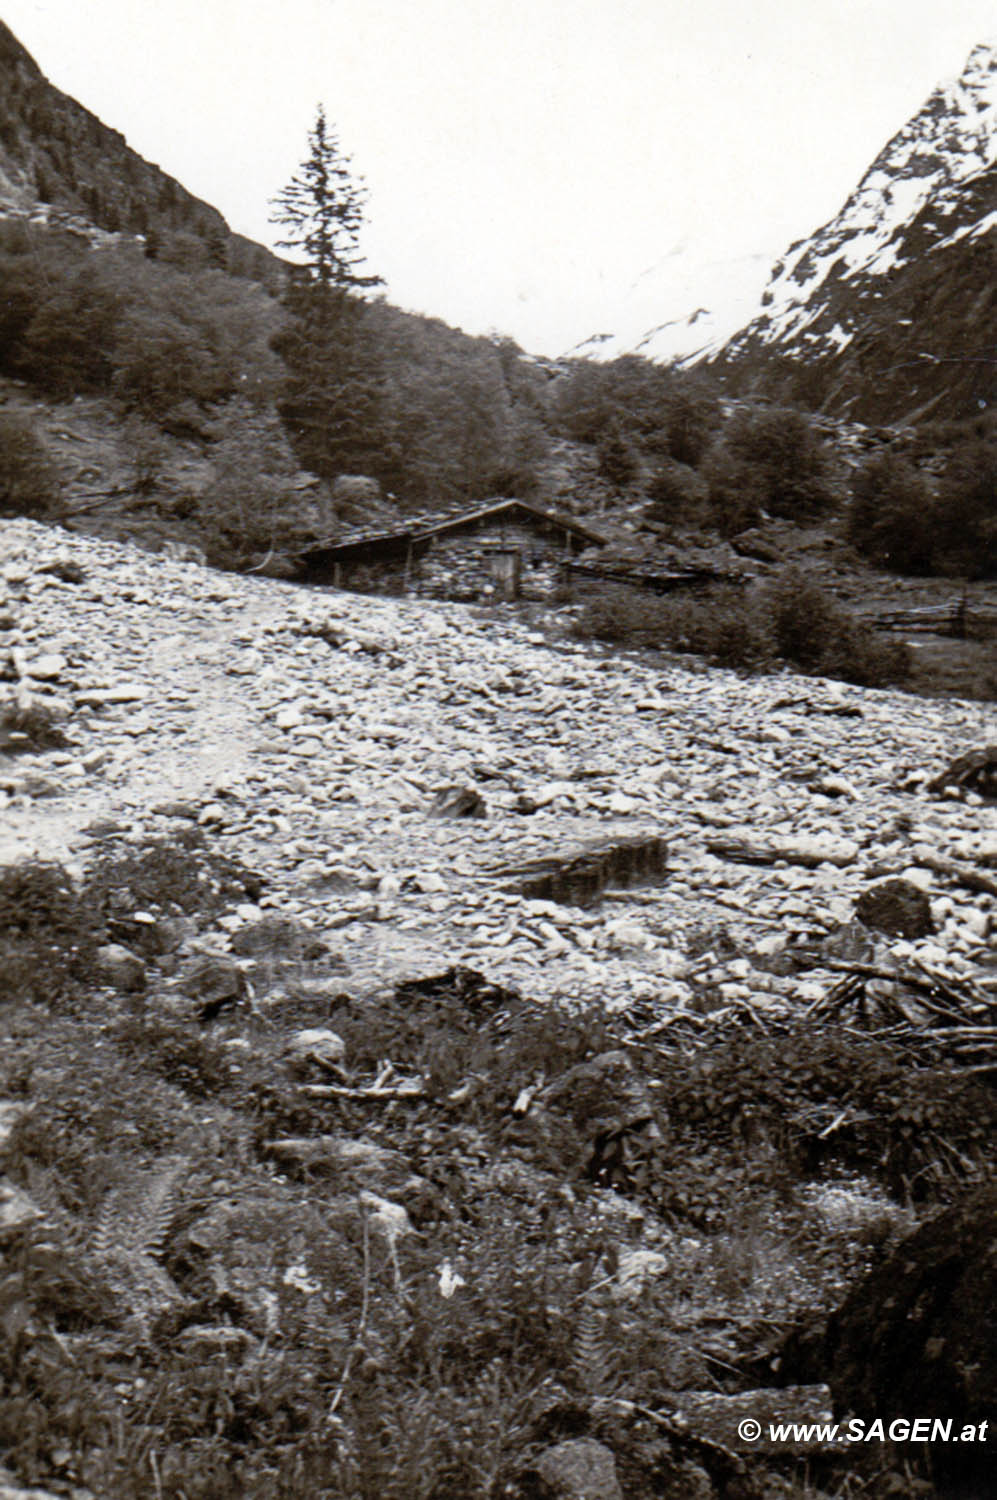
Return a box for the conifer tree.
[270,107,383,479]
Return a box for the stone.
[176,954,247,1018]
[0,1472,91,1500]
[0,1179,43,1242]
[0,1102,29,1162]
[670,1385,834,1455]
[826,1185,997,1497]
[854,878,935,939]
[507,834,669,907]
[928,745,997,799]
[533,1438,623,1500]
[175,1324,258,1356]
[93,943,147,992]
[35,557,86,583]
[284,1028,346,1076]
[24,653,66,681]
[428,785,486,818]
[264,1135,419,1196]
[75,683,148,707]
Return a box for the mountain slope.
[712,40,997,425]
[0,19,281,284]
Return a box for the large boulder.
[826,1185,997,1497]
[854,877,934,939]
[533,1438,623,1500]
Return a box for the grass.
[3,832,992,1498]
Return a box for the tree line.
[2,104,995,578]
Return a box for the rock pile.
[0,516,994,1017]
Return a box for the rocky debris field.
[2,517,994,1012]
[1,516,996,1500]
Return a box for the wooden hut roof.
[299,498,607,562]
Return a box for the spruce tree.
[270,107,383,480]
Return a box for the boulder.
[177,954,247,1019]
[263,1135,419,1196]
[0,1179,43,1243]
[826,1185,997,1497]
[284,1028,346,1076]
[854,877,935,939]
[428,785,486,819]
[525,1050,662,1184]
[533,1438,623,1500]
[93,943,147,992]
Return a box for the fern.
[93,1158,186,1258]
[573,1295,614,1397]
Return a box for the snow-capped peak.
[722,39,997,359]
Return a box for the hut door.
[489,548,522,601]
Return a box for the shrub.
[700,443,763,536]
[196,400,304,568]
[0,861,99,999]
[572,584,773,667]
[0,413,59,518]
[934,441,997,578]
[848,450,935,573]
[764,567,910,686]
[707,405,835,526]
[572,572,909,687]
[643,461,709,527]
[595,424,637,489]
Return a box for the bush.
[572,584,773,668]
[196,400,304,568]
[572,571,909,687]
[934,441,997,578]
[0,413,59,518]
[848,450,935,573]
[764,568,910,686]
[0,861,99,1000]
[595,424,637,489]
[643,461,709,527]
[707,406,835,527]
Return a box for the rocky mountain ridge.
[0,19,282,284]
[710,40,997,424]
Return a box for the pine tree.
[269,106,384,479]
[270,105,381,301]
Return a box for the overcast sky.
[4,0,997,354]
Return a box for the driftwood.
[808,956,997,1069]
[705,833,858,869]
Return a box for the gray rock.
[827,1185,997,1497]
[428,785,486,818]
[854,877,935,939]
[670,1385,834,1455]
[284,1028,346,1076]
[0,1102,29,1163]
[93,943,147,992]
[534,1438,623,1500]
[0,1179,43,1243]
[0,1473,93,1500]
[263,1135,429,1208]
[177,954,246,1017]
[175,1324,258,1356]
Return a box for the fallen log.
[705,832,859,869]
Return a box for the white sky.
[3,0,997,354]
